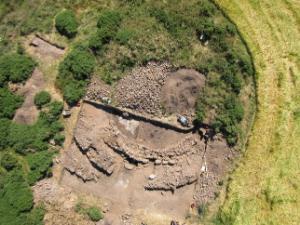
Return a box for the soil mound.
[161,69,205,117]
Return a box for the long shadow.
[84,100,200,134]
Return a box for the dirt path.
[25,35,65,101]
[13,68,45,124]
[23,35,99,225]
[214,0,300,224]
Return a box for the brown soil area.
[33,179,97,225]
[25,35,66,102]
[29,58,233,224]
[29,36,65,60]
[13,68,45,124]
[161,69,205,117]
[56,102,234,224]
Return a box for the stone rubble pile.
[106,127,205,165]
[64,103,207,191]
[145,164,198,192]
[114,62,172,116]
[85,76,112,101]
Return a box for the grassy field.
[213,0,300,224]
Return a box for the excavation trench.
[60,101,234,223]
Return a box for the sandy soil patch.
[33,179,97,225]
[25,35,66,101]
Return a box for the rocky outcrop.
[86,146,115,175]
[73,135,116,176]
[66,102,233,200]
[145,164,198,192]
[106,128,204,165]
[63,144,97,182]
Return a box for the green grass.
[75,201,103,222]
[54,0,254,145]
[212,0,300,224]
[0,0,256,145]
[0,62,64,225]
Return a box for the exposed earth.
[161,69,206,117]
[24,35,237,225]
[34,63,236,224]
[58,102,235,224]
[87,63,206,124]
[13,35,66,124]
[13,68,45,124]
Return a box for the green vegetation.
[1,152,19,171]
[88,10,122,54]
[9,100,64,154]
[87,207,103,222]
[0,53,36,86]
[26,151,55,185]
[0,49,64,225]
[0,119,11,149]
[212,95,244,145]
[0,0,254,145]
[57,47,95,105]
[75,201,103,222]
[53,133,65,146]
[0,88,23,119]
[0,99,63,224]
[211,0,300,224]
[80,0,253,144]
[89,27,116,53]
[34,91,51,109]
[55,10,78,38]
[97,10,122,30]
[25,205,45,225]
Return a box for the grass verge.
[213,0,300,224]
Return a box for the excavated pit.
[61,102,235,223]
[60,63,236,223]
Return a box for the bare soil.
[161,69,205,117]
[33,179,97,225]
[57,102,234,224]
[29,36,65,60]
[30,60,234,225]
[13,68,45,124]
[25,35,66,102]
[88,62,206,126]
